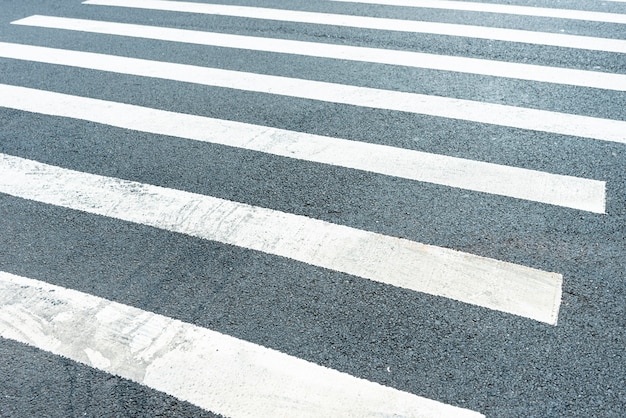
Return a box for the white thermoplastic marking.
[82,0,626,54]
[11,15,626,92]
[0,84,606,213]
[0,271,485,418]
[1,43,624,145]
[0,154,563,324]
[329,0,626,25]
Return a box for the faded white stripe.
[0,271,484,417]
[0,84,606,213]
[11,15,626,92]
[0,154,563,324]
[329,0,626,25]
[0,43,624,144]
[82,0,626,54]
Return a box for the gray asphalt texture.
[1,0,625,416]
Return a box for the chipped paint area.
[0,271,484,417]
[0,154,563,323]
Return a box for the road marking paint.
[0,271,485,417]
[329,0,626,25]
[82,0,626,54]
[0,84,606,213]
[0,154,563,324]
[12,15,626,92]
[1,43,624,144]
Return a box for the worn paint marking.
[0,154,563,323]
[0,271,485,417]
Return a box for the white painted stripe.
[0,271,484,417]
[329,0,626,25]
[82,0,626,54]
[12,15,626,92]
[0,154,563,324]
[1,43,624,145]
[0,84,607,213]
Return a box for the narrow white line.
[0,154,563,324]
[0,84,607,213]
[1,43,624,145]
[82,0,626,54]
[12,15,626,92]
[0,271,485,417]
[329,0,626,25]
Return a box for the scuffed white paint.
[11,15,626,92]
[82,0,626,53]
[0,271,485,417]
[0,154,563,323]
[0,84,606,213]
[84,347,112,369]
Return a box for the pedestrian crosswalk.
[0,0,624,416]
[3,42,624,143]
[0,84,606,212]
[0,153,564,324]
[329,0,626,24]
[82,0,626,53]
[14,15,626,91]
[0,271,483,417]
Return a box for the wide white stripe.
[0,154,563,324]
[12,15,626,92]
[1,43,624,145]
[330,0,626,25]
[0,271,484,417]
[0,84,607,213]
[83,0,626,54]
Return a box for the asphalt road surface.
[1,0,625,416]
